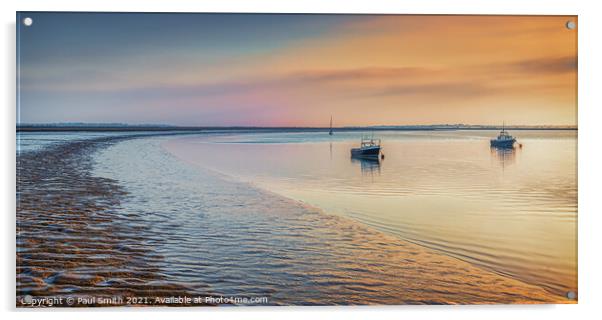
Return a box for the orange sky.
[232,16,578,126]
[20,14,577,126]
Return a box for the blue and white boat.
[351,137,381,158]
[490,125,516,148]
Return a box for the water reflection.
[164,130,577,297]
[491,146,516,168]
[351,156,381,175]
[95,138,562,304]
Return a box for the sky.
[17,13,577,127]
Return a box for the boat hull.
[351,146,381,158]
[490,139,515,148]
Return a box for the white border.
[2,1,601,319]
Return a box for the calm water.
[86,135,560,304]
[164,130,577,296]
[16,130,576,305]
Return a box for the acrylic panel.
[16,12,577,307]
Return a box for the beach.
[16,131,575,306]
[16,134,210,306]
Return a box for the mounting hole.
[23,17,33,27]
[567,291,576,300]
[566,20,576,30]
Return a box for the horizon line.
[16,122,578,128]
[16,123,578,133]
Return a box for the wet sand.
[16,135,210,307]
[17,134,572,306]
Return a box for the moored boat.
[351,137,381,158]
[490,125,516,148]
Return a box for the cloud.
[501,56,577,74]
[369,81,498,98]
[22,58,574,108]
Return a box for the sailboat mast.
[329,115,333,135]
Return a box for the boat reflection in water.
[351,156,381,175]
[350,136,383,176]
[491,145,517,168]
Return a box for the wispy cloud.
[501,55,577,74]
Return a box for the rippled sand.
[17,134,571,306]
[16,136,209,307]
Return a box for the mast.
[329,115,333,135]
